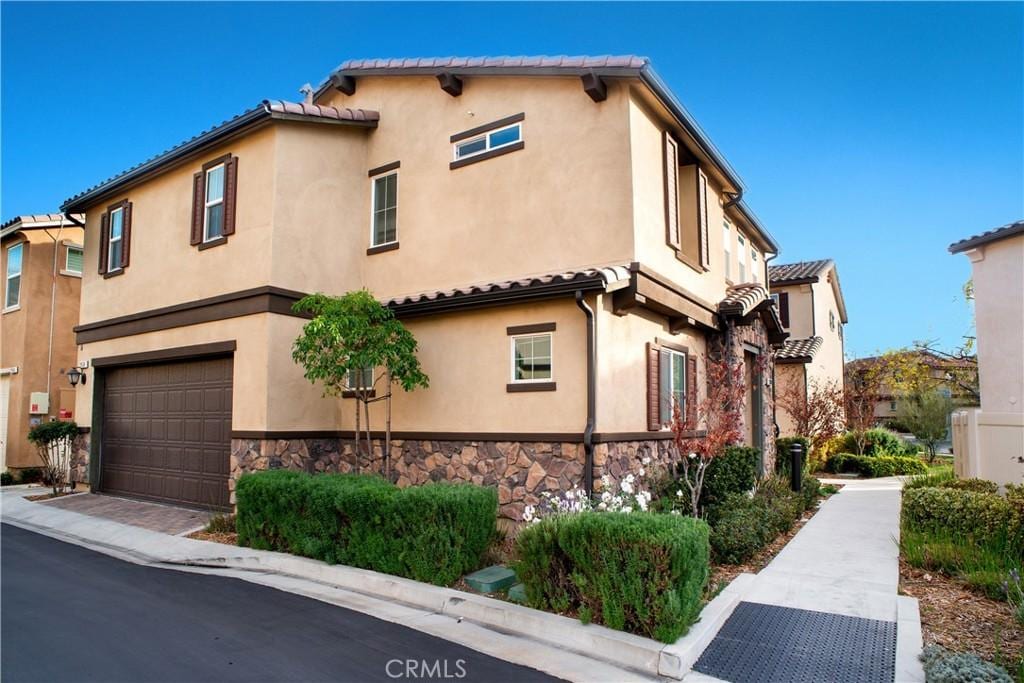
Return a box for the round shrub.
[919,645,1013,683]
[840,428,904,456]
[941,478,999,494]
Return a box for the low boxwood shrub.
[236,471,496,585]
[515,512,709,643]
[902,486,1022,551]
[18,467,42,484]
[825,453,926,477]
[0,471,13,486]
[656,446,759,515]
[940,478,1000,494]
[919,645,1014,683]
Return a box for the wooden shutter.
[663,133,680,249]
[98,212,110,275]
[686,355,698,424]
[646,342,661,431]
[120,202,132,269]
[223,155,238,236]
[191,171,205,245]
[779,292,790,327]
[698,170,710,268]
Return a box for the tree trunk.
[385,370,393,481]
[354,400,361,474]
[364,398,372,473]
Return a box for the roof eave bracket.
[437,72,463,97]
[332,74,356,96]
[581,72,607,102]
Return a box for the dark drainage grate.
[693,601,896,683]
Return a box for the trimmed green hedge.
[700,446,760,508]
[902,486,1023,551]
[236,471,497,585]
[825,453,927,477]
[515,512,709,643]
[840,428,904,456]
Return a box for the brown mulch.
[187,530,238,545]
[900,559,1023,667]
[25,491,79,502]
[708,490,837,593]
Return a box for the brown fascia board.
[61,108,377,215]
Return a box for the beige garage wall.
[76,315,271,431]
[78,127,278,325]
[327,298,589,434]
[595,294,707,433]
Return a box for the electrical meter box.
[29,392,49,414]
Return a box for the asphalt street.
[1,523,561,683]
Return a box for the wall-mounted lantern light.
[66,366,86,387]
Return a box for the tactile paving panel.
[693,601,897,683]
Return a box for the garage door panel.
[101,356,232,510]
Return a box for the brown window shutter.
[191,171,205,245]
[698,170,710,268]
[223,155,238,236]
[98,212,110,275]
[646,342,661,431]
[120,202,132,269]
[663,133,680,249]
[686,355,698,423]
[779,292,790,327]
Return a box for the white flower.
[676,489,684,498]
[597,502,607,510]
[641,456,652,466]
[621,506,632,513]
[670,509,682,516]
[621,480,634,494]
[688,452,698,460]
[636,495,648,511]
[625,473,636,483]
[638,467,646,477]
[565,490,575,500]
[523,505,535,523]
[601,490,612,502]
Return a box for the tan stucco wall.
[594,294,707,433]
[1,228,84,469]
[777,283,814,339]
[775,363,806,437]
[78,127,277,325]
[807,274,846,391]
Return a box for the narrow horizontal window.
[511,332,552,383]
[454,122,522,161]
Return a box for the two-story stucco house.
[768,260,848,438]
[949,220,1024,486]
[61,56,786,518]
[1,214,85,476]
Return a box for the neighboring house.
[60,56,786,518]
[1,214,85,476]
[769,260,847,437]
[948,220,1024,486]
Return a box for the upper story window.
[450,113,525,170]
[830,310,836,331]
[663,131,711,273]
[659,348,687,425]
[204,163,226,241]
[99,200,132,277]
[511,333,552,383]
[64,245,83,276]
[371,170,398,248]
[737,233,747,282]
[348,367,375,391]
[751,249,759,283]
[4,243,23,310]
[723,220,732,281]
[191,154,238,249]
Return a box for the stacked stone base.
[230,436,685,520]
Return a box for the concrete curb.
[895,595,925,682]
[1,488,749,680]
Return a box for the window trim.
[343,366,376,398]
[723,219,732,282]
[62,244,84,277]
[369,169,399,250]
[453,122,523,162]
[658,347,687,426]
[509,332,554,385]
[203,162,226,243]
[107,206,125,273]
[4,242,24,311]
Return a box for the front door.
[745,350,764,473]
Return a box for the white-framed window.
[370,171,398,247]
[771,293,780,308]
[204,162,226,242]
[64,246,83,275]
[751,248,759,283]
[830,310,836,331]
[659,348,686,425]
[454,122,522,161]
[737,233,747,282]
[723,219,732,281]
[511,333,552,382]
[347,367,375,391]
[5,243,23,309]
[108,206,125,271]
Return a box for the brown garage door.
[101,356,232,510]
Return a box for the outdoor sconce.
[66,366,86,387]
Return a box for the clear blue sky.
[3,2,1021,358]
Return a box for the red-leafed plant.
[777,377,846,456]
[671,354,746,518]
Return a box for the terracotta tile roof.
[62,100,379,213]
[386,265,631,315]
[768,259,833,285]
[776,336,823,363]
[949,219,1024,254]
[719,283,770,317]
[1,213,85,237]
[336,55,649,72]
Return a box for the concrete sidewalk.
[686,477,924,683]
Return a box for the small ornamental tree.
[292,291,429,476]
[671,353,745,518]
[777,377,845,456]
[27,420,78,495]
[897,389,953,463]
[844,359,889,455]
